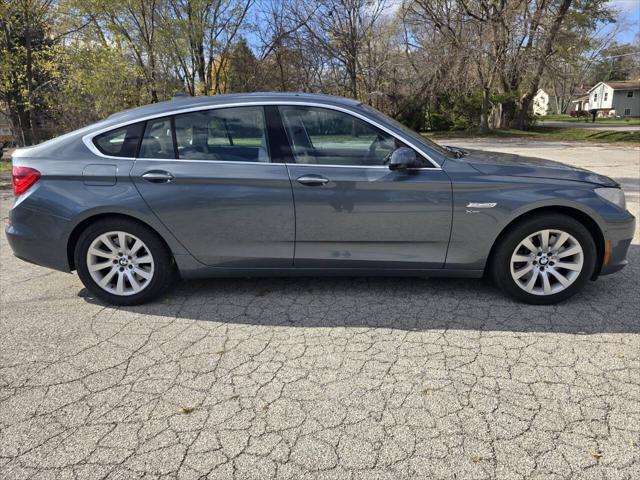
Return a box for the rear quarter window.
[93,123,144,157]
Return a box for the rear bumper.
[599,214,636,276]
[5,205,72,273]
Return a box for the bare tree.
[294,0,389,99]
[406,0,509,132]
[67,0,166,102]
[163,0,253,95]
[515,0,573,128]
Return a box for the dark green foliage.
[427,113,453,131]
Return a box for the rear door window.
[174,107,270,162]
[139,118,175,159]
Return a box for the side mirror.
[388,147,422,171]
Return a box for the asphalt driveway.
[1,140,639,479]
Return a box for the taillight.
[12,166,41,196]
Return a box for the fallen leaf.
[471,454,482,463]
[179,407,195,414]
[590,450,602,461]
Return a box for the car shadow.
[81,244,640,335]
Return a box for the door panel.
[287,165,452,268]
[278,105,453,269]
[131,106,295,268]
[132,161,295,267]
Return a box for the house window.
[624,108,631,116]
[594,93,598,101]
[604,92,608,101]
[628,91,634,98]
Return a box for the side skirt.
[175,255,483,280]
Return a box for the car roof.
[106,92,362,123]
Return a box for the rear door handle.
[297,175,329,186]
[142,171,174,183]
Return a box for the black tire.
[75,218,174,305]
[491,213,597,305]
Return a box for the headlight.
[595,187,626,209]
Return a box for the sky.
[610,0,640,43]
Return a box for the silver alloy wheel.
[510,229,584,296]
[86,231,155,296]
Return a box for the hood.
[460,149,618,187]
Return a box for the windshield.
[358,104,455,159]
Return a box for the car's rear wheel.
[75,218,174,305]
[491,214,597,304]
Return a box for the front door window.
[279,106,409,166]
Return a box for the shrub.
[451,115,471,131]
[428,113,453,131]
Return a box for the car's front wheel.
[491,214,597,304]
[75,218,174,305]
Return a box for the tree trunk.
[149,64,159,102]
[480,87,490,133]
[348,57,357,98]
[24,12,36,144]
[515,0,573,129]
[11,108,32,147]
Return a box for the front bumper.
[599,214,636,276]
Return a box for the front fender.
[444,173,622,270]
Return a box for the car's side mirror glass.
[388,147,422,171]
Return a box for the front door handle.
[297,175,329,186]
[142,171,174,183]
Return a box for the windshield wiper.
[443,145,469,158]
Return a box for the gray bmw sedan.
[6,93,635,305]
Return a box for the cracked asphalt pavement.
[1,139,639,479]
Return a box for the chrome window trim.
[135,157,286,166]
[82,101,442,169]
[132,157,436,171]
[286,162,437,171]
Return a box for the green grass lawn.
[539,114,640,125]
[424,127,640,144]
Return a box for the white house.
[533,89,558,116]
[534,87,592,116]
[587,80,640,117]
[570,95,590,113]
